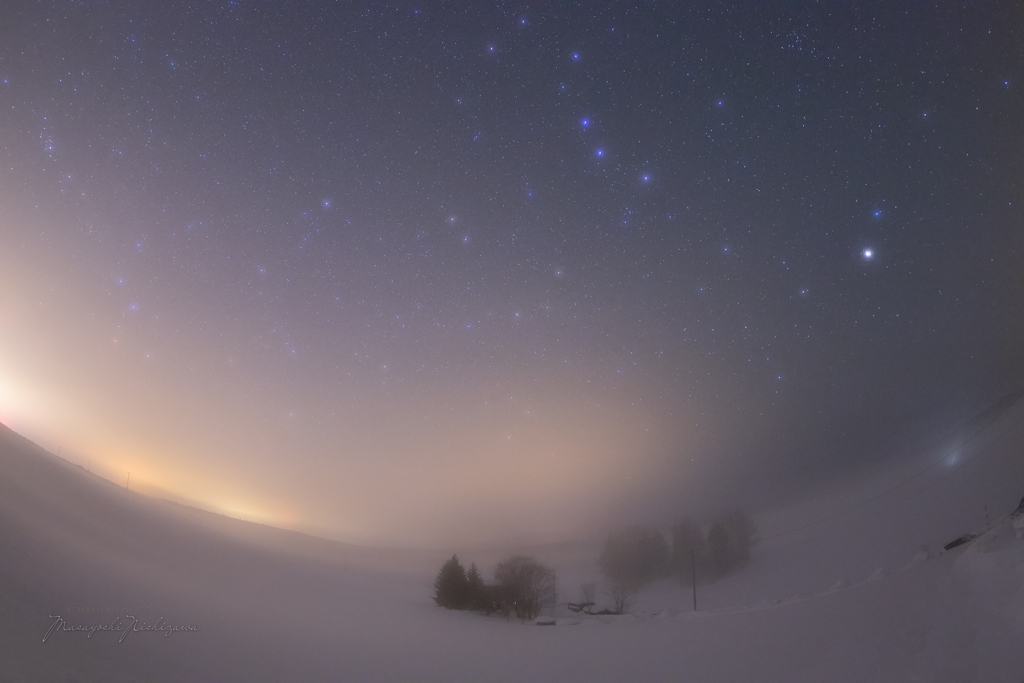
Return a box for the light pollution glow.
[2,1,1019,549]
[0,218,686,545]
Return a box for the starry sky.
[1,1,1022,547]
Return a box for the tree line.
[433,554,555,620]
[432,510,755,618]
[598,511,756,612]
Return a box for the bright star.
[580,118,590,128]
[863,249,874,260]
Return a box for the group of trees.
[598,511,756,612]
[493,555,557,620]
[433,512,755,619]
[433,555,486,611]
[433,554,555,620]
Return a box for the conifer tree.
[433,554,469,609]
[466,562,485,610]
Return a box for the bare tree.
[493,555,555,620]
[607,579,639,614]
[569,581,597,614]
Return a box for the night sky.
[1,2,1022,546]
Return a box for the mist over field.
[2,0,1023,680]
[4,394,1024,681]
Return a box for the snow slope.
[2,395,1024,682]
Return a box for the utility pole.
[691,550,697,611]
[126,472,130,489]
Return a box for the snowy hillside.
[2,396,1024,682]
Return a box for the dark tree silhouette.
[493,555,555,620]
[433,554,469,609]
[479,583,516,616]
[465,562,485,610]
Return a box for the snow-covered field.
[3,397,1024,682]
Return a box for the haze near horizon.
[1,1,1022,547]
